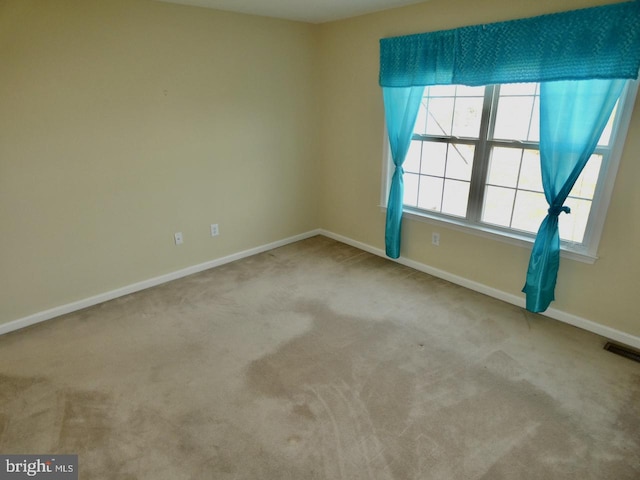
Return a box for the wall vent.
[603,342,640,364]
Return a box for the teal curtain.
[383,86,424,258]
[380,1,640,87]
[522,79,625,312]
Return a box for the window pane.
[570,155,602,199]
[442,179,470,217]
[414,100,428,135]
[487,147,521,188]
[499,83,537,96]
[482,186,515,227]
[456,85,485,97]
[598,102,618,146]
[403,173,419,207]
[446,144,474,181]
[404,141,422,174]
[560,198,591,243]
[494,96,535,140]
[420,141,446,176]
[417,176,443,212]
[511,191,547,234]
[528,96,540,142]
[452,97,483,138]
[426,98,454,136]
[428,85,457,97]
[518,150,543,191]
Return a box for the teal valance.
[379,1,640,87]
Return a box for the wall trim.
[319,229,640,350]
[4,227,639,351]
[0,229,322,337]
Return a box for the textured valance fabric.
[380,1,640,87]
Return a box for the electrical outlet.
[432,232,440,246]
[210,224,219,237]
[174,232,183,245]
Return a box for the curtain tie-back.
[395,165,404,175]
[548,205,571,216]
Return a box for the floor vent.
[604,342,640,363]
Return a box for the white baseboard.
[319,229,640,351]
[4,227,639,351]
[0,229,322,337]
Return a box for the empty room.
[1,0,639,478]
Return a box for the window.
[385,81,637,261]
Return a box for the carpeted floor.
[1,235,638,479]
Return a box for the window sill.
[379,206,598,264]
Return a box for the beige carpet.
[1,236,638,479]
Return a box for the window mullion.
[466,85,498,223]
[508,149,526,229]
[416,141,424,207]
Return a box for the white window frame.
[380,79,639,264]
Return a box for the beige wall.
[0,0,319,323]
[317,0,640,338]
[2,0,639,341]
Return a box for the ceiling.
[154,0,426,24]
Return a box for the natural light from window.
[400,82,622,246]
